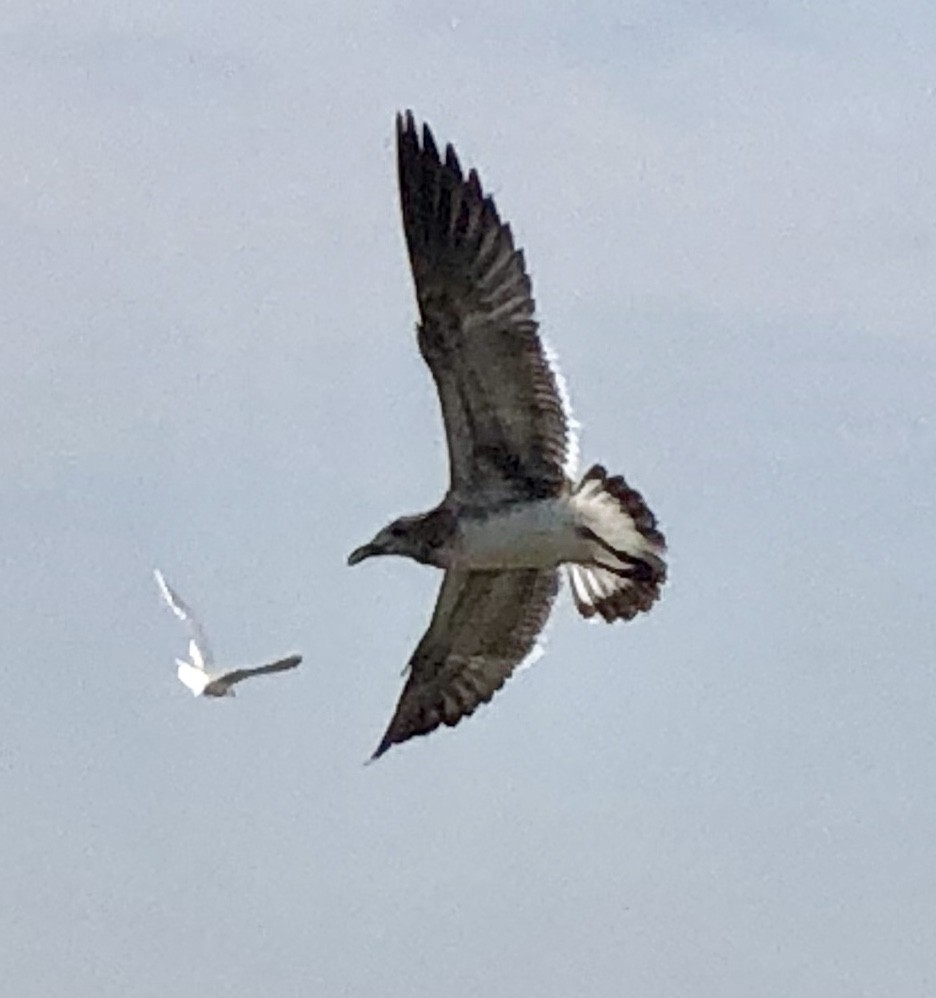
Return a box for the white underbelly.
[455,499,588,570]
[177,660,210,696]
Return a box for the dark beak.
[347,543,379,567]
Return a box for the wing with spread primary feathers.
[397,111,576,505]
[373,568,559,759]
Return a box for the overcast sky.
[2,2,935,995]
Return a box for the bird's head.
[347,516,426,566]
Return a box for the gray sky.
[2,2,935,995]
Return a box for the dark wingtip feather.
[370,734,393,762]
[397,109,415,147]
[445,144,463,180]
[421,121,439,162]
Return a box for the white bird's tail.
[567,464,667,623]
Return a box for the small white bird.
[153,569,301,697]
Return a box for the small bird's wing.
[186,638,206,671]
[397,111,576,505]
[220,654,302,688]
[153,568,214,669]
[373,569,559,759]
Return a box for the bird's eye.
[389,523,405,538]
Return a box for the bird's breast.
[454,499,586,570]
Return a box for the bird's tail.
[567,464,666,623]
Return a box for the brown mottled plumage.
[349,113,667,759]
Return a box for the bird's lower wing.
[223,655,302,687]
[372,569,559,759]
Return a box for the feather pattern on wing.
[373,568,560,758]
[397,111,575,504]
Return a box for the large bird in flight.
[154,569,301,697]
[348,112,666,758]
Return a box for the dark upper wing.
[223,655,302,687]
[397,111,575,504]
[372,568,560,759]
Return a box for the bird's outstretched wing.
[397,111,576,505]
[221,654,302,688]
[153,568,214,669]
[373,569,559,759]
